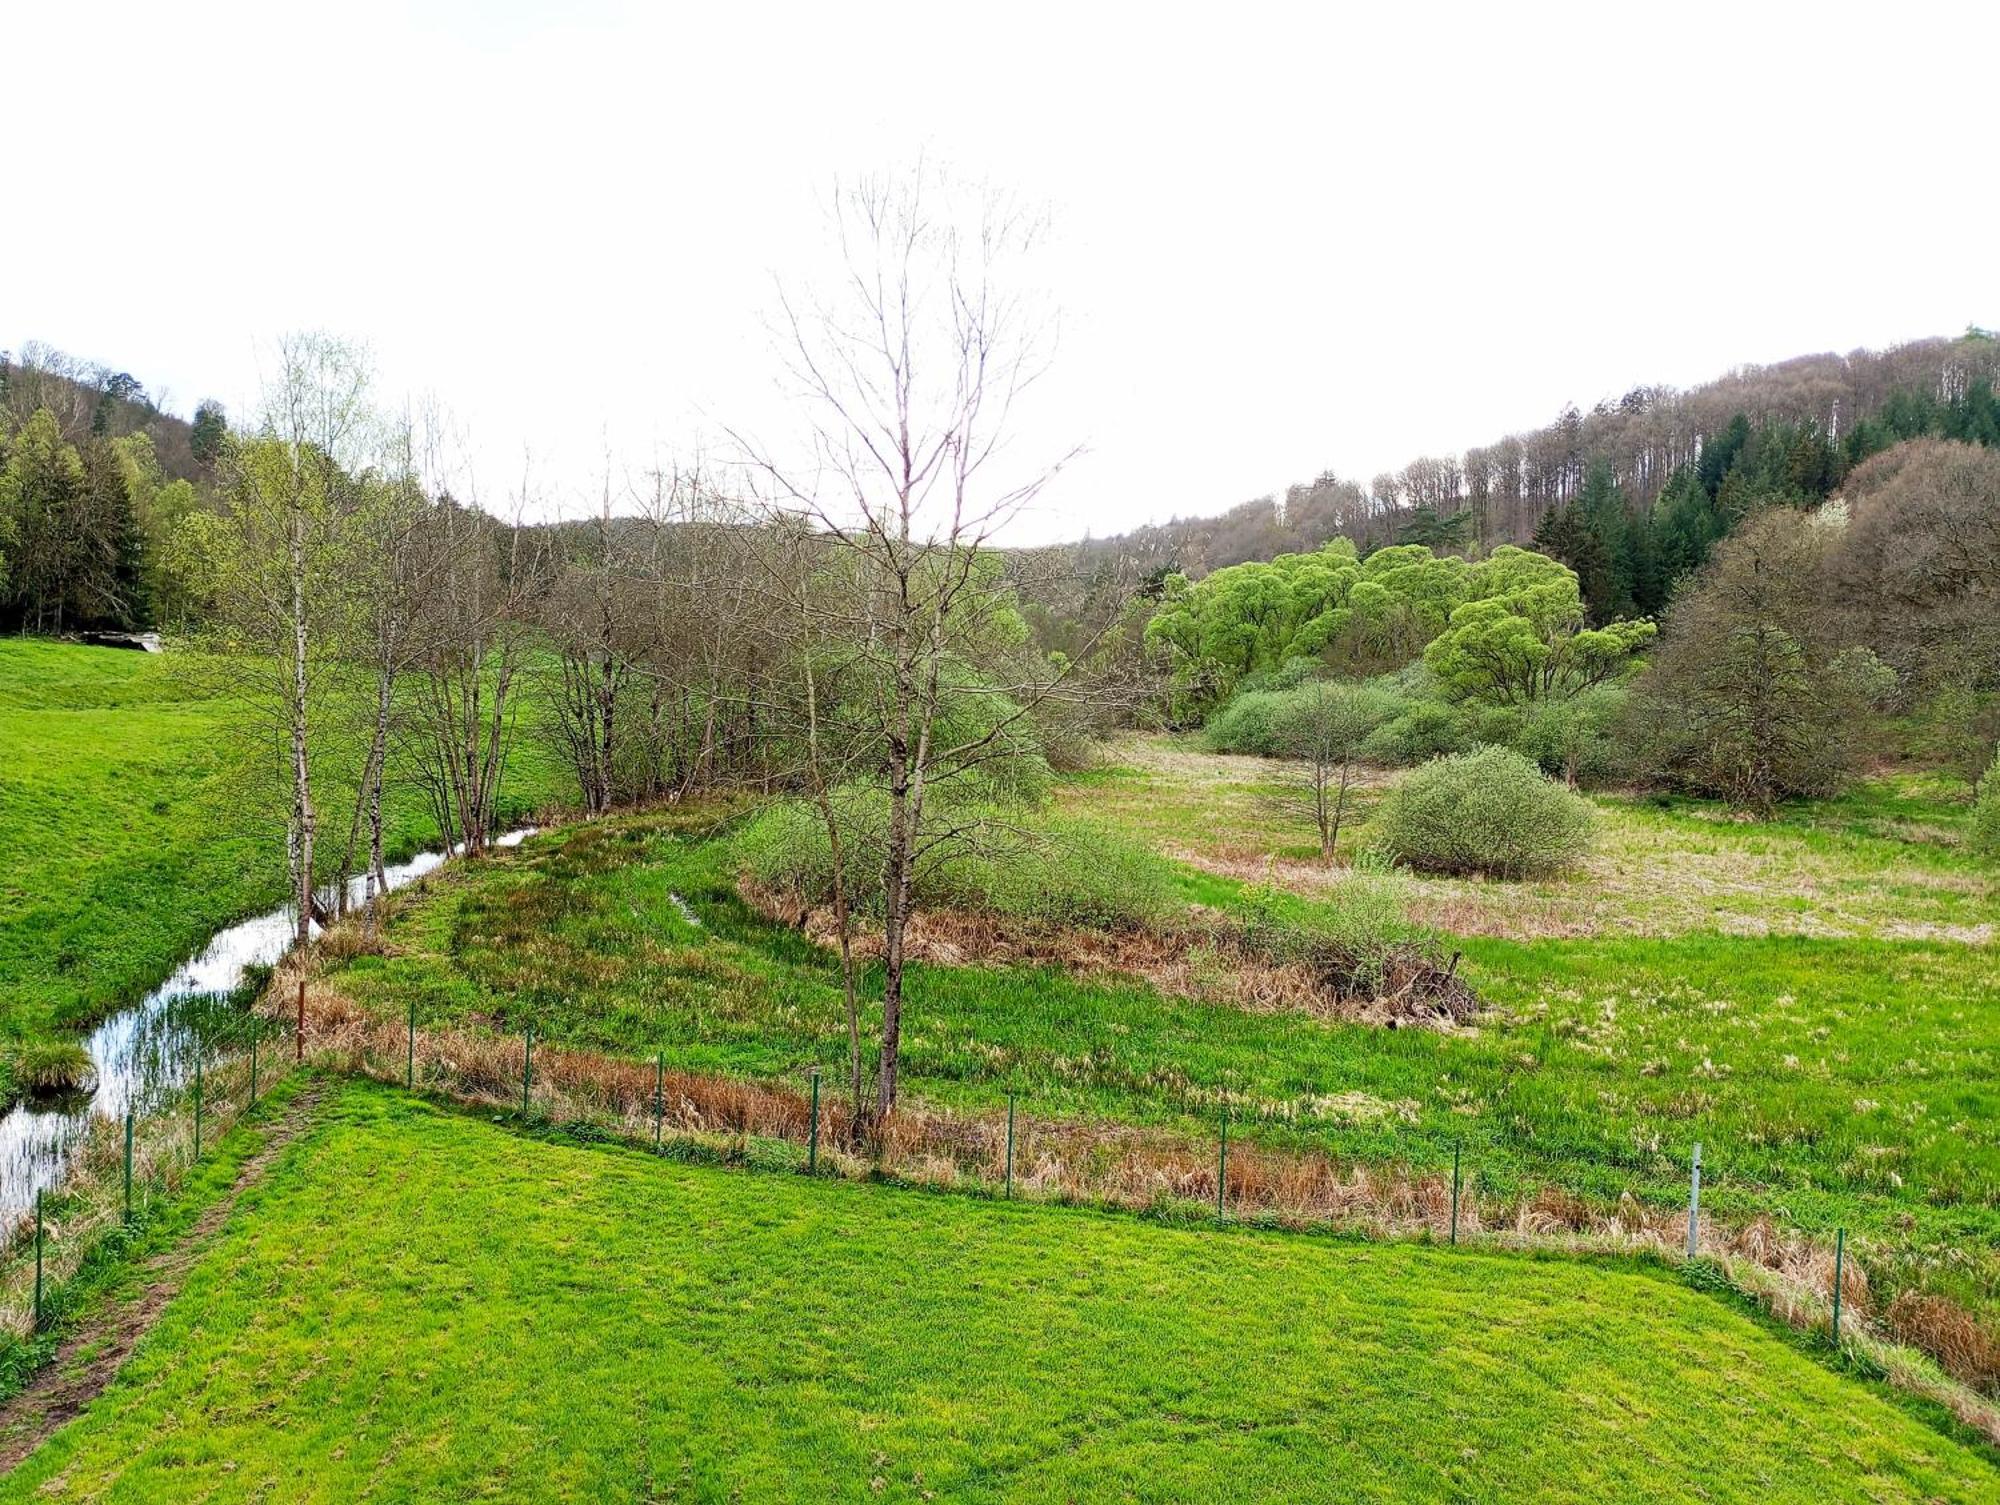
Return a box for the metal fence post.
[1005,1092,1016,1199]
[295,976,305,1063]
[1831,1228,1845,1342]
[33,1190,45,1331]
[521,1024,534,1114]
[1217,1109,1230,1219]
[1450,1142,1461,1245]
[194,1047,204,1160]
[250,1030,259,1106]
[808,1068,821,1173]
[406,1001,416,1090]
[654,1052,665,1150]
[123,1109,135,1224]
[1686,1142,1701,1257]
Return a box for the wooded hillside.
[1042,330,2000,585]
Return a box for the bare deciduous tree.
[736,166,1094,1120]
[402,480,548,857]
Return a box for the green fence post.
[407,1001,416,1090]
[250,1030,259,1106]
[807,1068,821,1173]
[1831,1228,1845,1343]
[33,1190,45,1331]
[653,1052,665,1150]
[1450,1142,1461,1246]
[193,1047,204,1160]
[1217,1109,1230,1220]
[521,1024,533,1115]
[123,1109,135,1224]
[1005,1092,1016,1199]
[1685,1141,1701,1257]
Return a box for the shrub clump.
[1375,746,1594,878]
[737,793,1174,931]
[1361,700,1468,766]
[1974,751,2000,858]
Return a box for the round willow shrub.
[1974,751,2000,859]
[1376,745,1594,878]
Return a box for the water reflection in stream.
[0,829,533,1233]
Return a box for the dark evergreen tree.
[190,399,228,467]
[1576,459,1634,622]
[1395,504,1474,551]
[1698,413,1752,495]
[1532,493,1618,624]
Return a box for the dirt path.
[0,1080,328,1473]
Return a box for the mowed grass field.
[0,639,571,1092]
[5,1080,1994,1504]
[326,797,2000,1324]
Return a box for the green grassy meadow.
[6,635,1998,1490]
[326,798,2000,1315]
[5,1080,1993,1504]
[0,639,571,1096]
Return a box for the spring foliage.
[1147,541,1652,723]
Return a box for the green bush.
[1513,685,1630,787]
[1974,751,2000,858]
[1361,700,1468,765]
[1206,676,1409,759]
[1374,746,1595,878]
[1204,689,1299,756]
[973,817,1177,929]
[737,793,1174,930]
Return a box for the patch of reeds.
[10,1041,97,1097]
[744,887,1477,1031]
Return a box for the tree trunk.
[877,766,914,1121]
[289,507,315,950]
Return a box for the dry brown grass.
[742,885,1479,1032]
[1888,1291,2000,1394]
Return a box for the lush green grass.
[5,1080,1993,1503]
[0,639,571,1076]
[327,800,2000,1324]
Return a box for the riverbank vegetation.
[0,639,564,1103]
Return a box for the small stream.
[0,828,534,1235]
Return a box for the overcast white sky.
[9,1,1997,543]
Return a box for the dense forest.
[0,343,220,634]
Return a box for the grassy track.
[0,639,571,1084]
[3,1080,1993,1503]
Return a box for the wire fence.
[306,987,1887,1333]
[0,1010,292,1342]
[6,983,1995,1445]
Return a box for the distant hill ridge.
[0,341,208,484]
[1053,329,2000,581]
